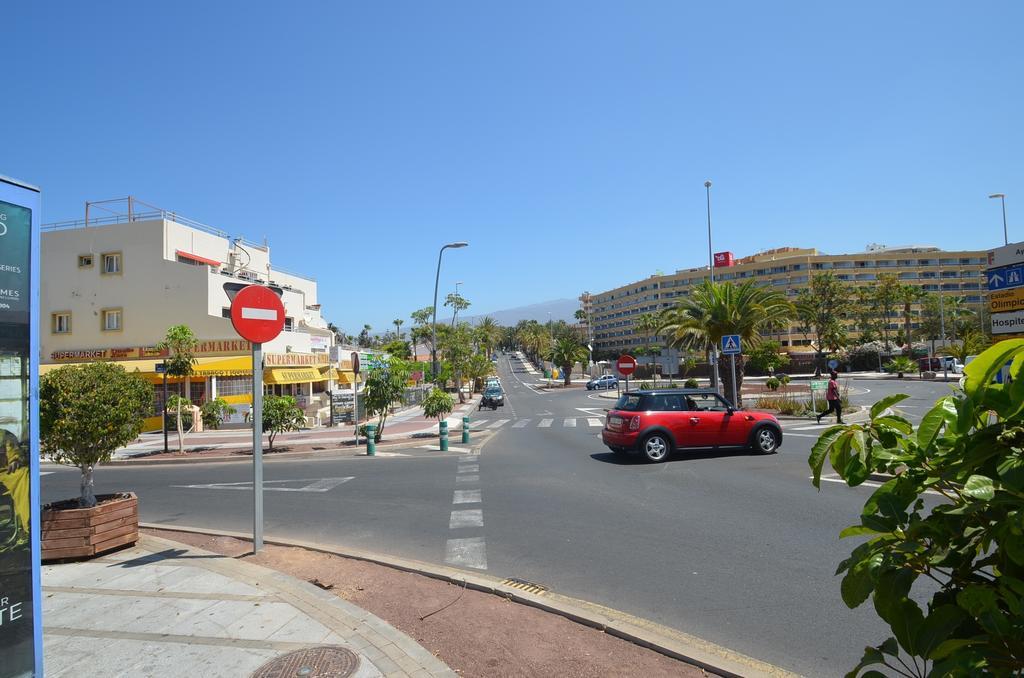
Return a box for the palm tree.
[896,285,924,356]
[939,329,989,363]
[659,280,794,406]
[635,312,661,388]
[548,337,589,386]
[476,317,501,358]
[392,318,404,339]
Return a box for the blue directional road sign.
[721,334,741,355]
[989,264,1024,291]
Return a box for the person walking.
[816,370,843,424]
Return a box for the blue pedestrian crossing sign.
[721,335,741,355]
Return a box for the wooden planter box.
[41,492,138,561]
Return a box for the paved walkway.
[43,534,455,678]
[114,397,482,459]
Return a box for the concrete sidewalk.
[42,534,455,678]
[113,396,482,459]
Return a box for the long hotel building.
[589,245,988,354]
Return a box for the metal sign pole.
[730,354,739,407]
[252,342,263,554]
[353,374,359,448]
[162,363,168,454]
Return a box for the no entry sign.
[616,355,637,376]
[230,285,285,344]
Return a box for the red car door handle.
[689,417,700,425]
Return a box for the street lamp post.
[431,242,468,379]
[705,180,722,393]
[990,193,1009,245]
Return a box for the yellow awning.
[191,356,252,377]
[264,367,327,385]
[39,359,185,384]
[334,369,355,385]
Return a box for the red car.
[602,388,782,462]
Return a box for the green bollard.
[439,420,449,452]
[366,423,376,456]
[462,416,470,444]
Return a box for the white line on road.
[564,418,576,427]
[445,537,488,570]
[587,418,603,427]
[457,464,479,473]
[512,419,531,428]
[449,509,484,529]
[538,418,553,428]
[453,489,481,504]
[487,419,510,429]
[455,474,480,483]
[172,477,353,493]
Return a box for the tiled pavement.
[42,534,455,678]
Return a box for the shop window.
[190,381,206,404]
[51,312,71,334]
[101,308,122,332]
[284,317,294,331]
[78,254,93,268]
[101,252,122,275]
[217,376,251,397]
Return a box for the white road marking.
[587,418,603,427]
[457,464,479,473]
[538,418,553,428]
[455,474,480,483]
[172,477,353,493]
[512,419,531,428]
[564,418,576,427]
[445,536,488,569]
[785,432,821,438]
[240,307,278,321]
[40,471,53,476]
[814,474,940,496]
[453,489,481,504]
[575,407,607,417]
[487,419,510,429]
[449,509,484,529]
[790,424,835,431]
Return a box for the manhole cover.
[251,646,360,678]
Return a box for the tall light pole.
[432,242,468,379]
[450,281,464,326]
[705,180,721,393]
[990,193,1009,245]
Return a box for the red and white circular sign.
[230,285,286,344]
[616,354,637,376]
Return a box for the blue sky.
[6,2,1022,332]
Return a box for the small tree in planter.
[200,397,236,430]
[262,395,305,452]
[39,362,152,560]
[40,362,153,507]
[362,359,412,441]
[884,356,916,378]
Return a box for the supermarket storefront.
[40,342,333,430]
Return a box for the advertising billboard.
[0,176,41,677]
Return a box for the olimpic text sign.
[0,176,42,676]
[990,287,1024,314]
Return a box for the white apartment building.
[40,198,336,429]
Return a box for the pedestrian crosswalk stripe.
[538,418,553,428]
[564,418,576,427]
[488,419,510,429]
[587,418,603,427]
[512,419,531,428]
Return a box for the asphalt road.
[42,357,952,677]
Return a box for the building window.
[101,252,122,275]
[217,376,251,397]
[52,312,71,334]
[222,307,232,319]
[284,317,294,331]
[101,308,122,331]
[78,255,93,268]
[190,381,207,404]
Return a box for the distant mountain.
[463,298,580,326]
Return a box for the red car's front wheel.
[641,433,671,463]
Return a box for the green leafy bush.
[200,398,236,430]
[684,378,699,389]
[884,356,917,376]
[765,377,781,391]
[422,387,455,422]
[754,394,804,416]
[780,374,791,386]
[262,395,305,451]
[809,340,1024,675]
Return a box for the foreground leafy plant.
[810,340,1024,676]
